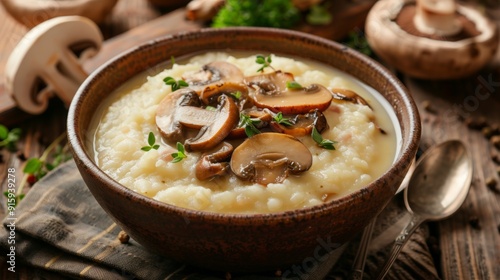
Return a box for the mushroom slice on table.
[156,89,239,151]
[5,16,102,114]
[230,133,313,185]
[270,109,329,137]
[246,71,333,114]
[195,142,234,180]
[365,0,499,79]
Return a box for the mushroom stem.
[414,0,462,36]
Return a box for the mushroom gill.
[230,133,312,185]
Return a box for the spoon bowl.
[406,140,473,220]
[376,140,473,279]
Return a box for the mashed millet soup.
[92,52,399,213]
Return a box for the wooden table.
[1,0,499,279]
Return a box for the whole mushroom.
[365,0,499,79]
[1,0,118,28]
[5,16,102,114]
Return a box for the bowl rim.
[67,27,421,223]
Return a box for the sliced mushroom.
[230,133,313,185]
[156,89,239,151]
[331,88,370,107]
[195,142,234,180]
[228,107,274,139]
[183,61,245,92]
[246,71,332,114]
[5,16,102,114]
[270,109,329,136]
[200,82,250,110]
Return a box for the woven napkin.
[0,161,440,279]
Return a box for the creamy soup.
[92,52,399,213]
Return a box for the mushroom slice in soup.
[230,133,312,186]
[156,89,239,151]
[331,88,370,107]
[270,109,329,137]
[183,61,244,91]
[246,71,332,114]
[195,142,234,180]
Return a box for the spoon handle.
[374,214,424,280]
[350,218,376,280]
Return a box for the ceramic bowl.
[67,27,421,272]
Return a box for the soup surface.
[92,52,398,213]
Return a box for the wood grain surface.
[1,0,500,279]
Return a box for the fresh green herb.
[273,112,293,126]
[170,56,176,65]
[342,28,373,57]
[286,81,303,90]
[211,0,300,29]
[231,91,242,100]
[163,76,189,91]
[311,127,337,150]
[0,124,21,151]
[141,132,160,151]
[306,4,332,25]
[16,132,72,205]
[239,113,262,137]
[205,106,217,111]
[256,55,273,73]
[171,142,187,163]
[23,133,72,181]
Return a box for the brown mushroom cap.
[230,133,312,185]
[156,89,239,151]
[365,0,499,79]
[183,61,245,92]
[195,142,234,180]
[246,71,332,114]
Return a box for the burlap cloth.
[0,161,440,279]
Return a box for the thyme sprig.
[273,112,293,126]
[171,142,187,163]
[256,55,274,73]
[239,113,262,137]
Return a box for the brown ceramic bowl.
[67,27,420,272]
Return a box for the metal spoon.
[375,140,473,280]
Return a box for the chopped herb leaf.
[286,81,303,90]
[171,142,187,163]
[205,106,217,111]
[0,125,22,151]
[163,76,188,91]
[273,112,293,126]
[256,55,273,73]
[311,127,337,150]
[231,91,242,100]
[141,132,160,151]
[239,113,261,137]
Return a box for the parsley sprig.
[163,76,188,91]
[311,127,336,150]
[239,113,262,137]
[171,142,187,163]
[256,55,274,73]
[141,132,160,151]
